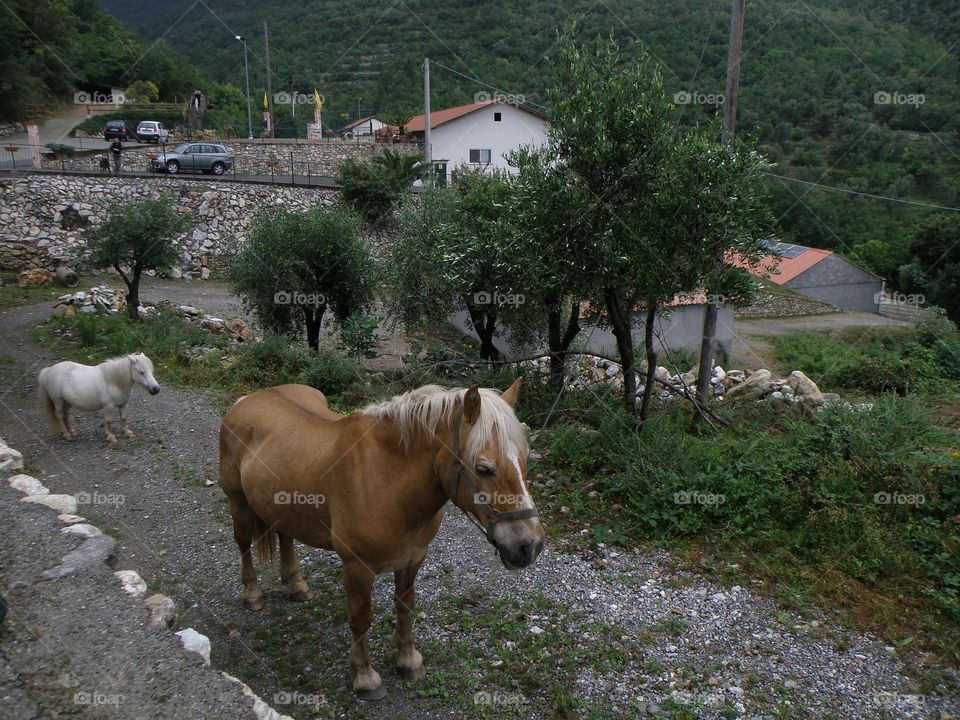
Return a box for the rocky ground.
[1,290,957,719]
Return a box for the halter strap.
[447,411,539,546]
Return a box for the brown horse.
[218,380,544,699]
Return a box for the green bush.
[231,332,363,396]
[541,395,959,621]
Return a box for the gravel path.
[1,294,957,719]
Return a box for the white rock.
[0,444,24,472]
[529,625,544,635]
[114,570,147,598]
[145,593,176,627]
[21,494,77,514]
[8,474,48,495]
[60,523,102,538]
[57,513,86,524]
[220,672,295,720]
[176,628,212,665]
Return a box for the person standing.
[109,138,123,174]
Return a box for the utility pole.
[264,20,273,137]
[236,35,253,139]
[423,58,432,168]
[695,0,744,408]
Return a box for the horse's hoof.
[397,664,426,681]
[354,684,387,701]
[106,435,117,444]
[243,597,265,612]
[287,588,313,602]
[124,430,134,438]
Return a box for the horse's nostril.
[517,540,534,563]
[150,386,160,395]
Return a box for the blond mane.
[360,385,527,463]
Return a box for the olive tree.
[226,205,375,350]
[79,195,188,319]
[384,167,524,360]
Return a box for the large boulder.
[725,369,772,400]
[787,370,824,406]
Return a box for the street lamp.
[236,35,253,139]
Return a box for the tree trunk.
[124,265,141,320]
[695,301,719,408]
[639,303,658,429]
[304,305,326,351]
[467,305,501,360]
[547,300,581,387]
[604,289,636,412]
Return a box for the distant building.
[339,116,396,141]
[745,242,883,313]
[406,100,548,183]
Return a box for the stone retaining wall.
[0,174,346,271]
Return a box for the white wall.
[429,103,547,175]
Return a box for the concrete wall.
[452,303,734,359]
[430,103,547,177]
[785,254,882,313]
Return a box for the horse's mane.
[360,385,528,463]
[99,356,134,388]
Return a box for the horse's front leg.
[118,403,134,437]
[394,560,425,681]
[102,405,118,443]
[342,560,385,700]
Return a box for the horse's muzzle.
[498,536,545,570]
[149,386,160,395]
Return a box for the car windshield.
[140,123,156,129]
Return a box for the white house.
[406,100,548,183]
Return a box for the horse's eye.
[475,465,495,476]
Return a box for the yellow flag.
[263,92,268,110]
[313,88,322,110]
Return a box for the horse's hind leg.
[227,495,265,611]
[62,406,76,439]
[394,560,425,681]
[278,533,312,602]
[342,560,385,700]
[53,401,72,440]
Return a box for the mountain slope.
[93,1,960,277]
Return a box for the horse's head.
[128,353,160,395]
[450,379,545,570]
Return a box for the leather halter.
[446,411,539,546]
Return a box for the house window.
[494,112,502,121]
[469,148,491,164]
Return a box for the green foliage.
[124,80,159,104]
[79,195,188,318]
[338,314,382,358]
[0,0,202,120]
[225,205,375,349]
[232,333,363,396]
[770,325,960,395]
[541,394,960,623]
[899,213,960,323]
[335,150,426,225]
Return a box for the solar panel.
[762,240,807,259]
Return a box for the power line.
[428,61,549,111]
[762,172,960,212]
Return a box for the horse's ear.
[463,385,481,424]
[501,377,522,407]
[127,354,136,364]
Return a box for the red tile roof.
[745,246,833,285]
[405,101,494,132]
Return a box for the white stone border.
[2,440,292,720]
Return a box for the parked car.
[151,143,233,175]
[136,121,169,143]
[103,120,135,141]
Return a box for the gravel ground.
[1,293,958,719]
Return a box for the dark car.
[103,120,135,141]
[151,143,234,175]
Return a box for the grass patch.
[0,273,96,307]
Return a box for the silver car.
[136,121,169,143]
[152,143,233,175]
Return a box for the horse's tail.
[251,513,277,565]
[37,369,58,431]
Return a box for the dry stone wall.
[0,174,342,272]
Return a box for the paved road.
[0,106,109,168]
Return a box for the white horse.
[38,354,160,443]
